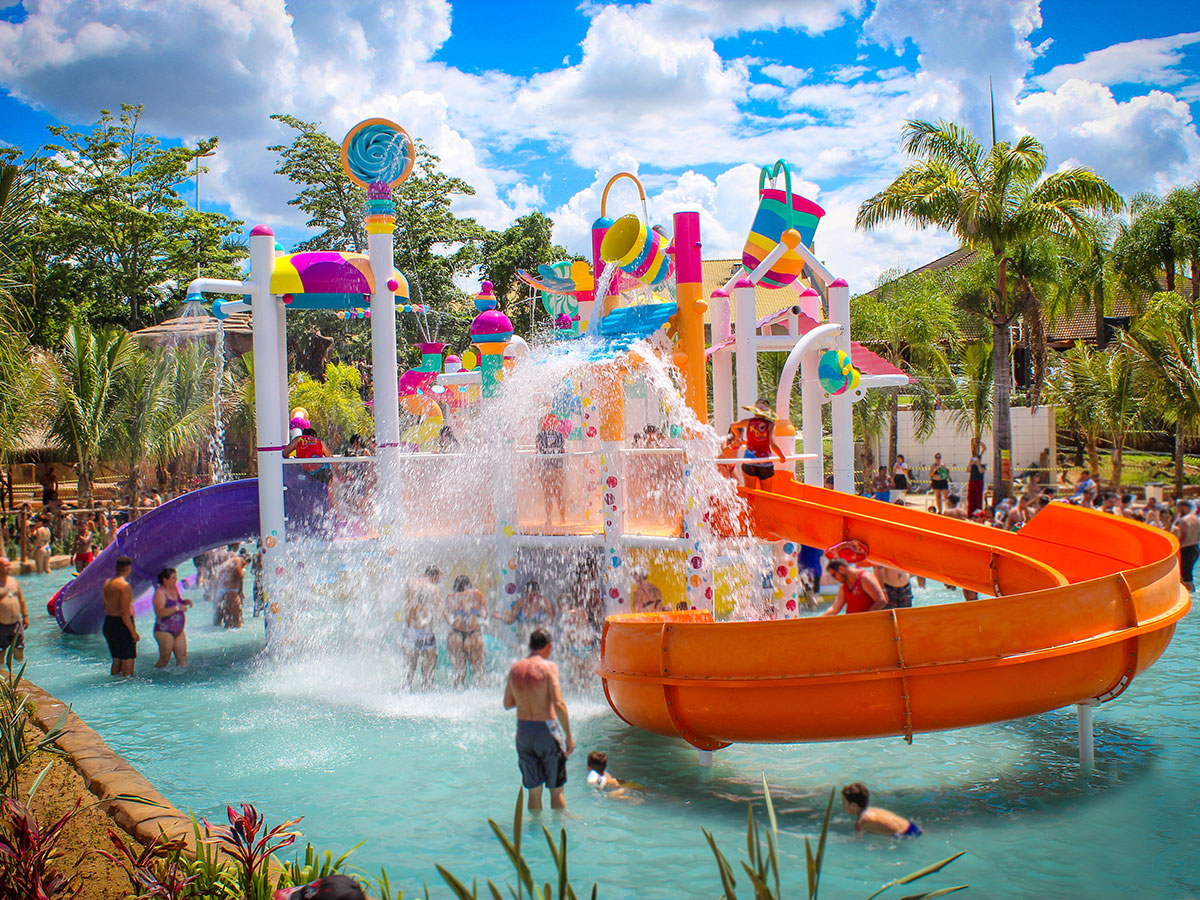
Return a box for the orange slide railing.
[598,474,1190,748]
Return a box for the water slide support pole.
[733,279,758,412]
[828,278,854,492]
[672,211,708,425]
[697,749,714,767]
[248,226,285,631]
[1077,700,1096,766]
[711,290,733,434]
[369,227,401,534]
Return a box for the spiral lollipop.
[341,118,415,188]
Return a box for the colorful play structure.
[53,117,1188,764]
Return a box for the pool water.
[13,569,1198,899]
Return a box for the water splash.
[208,318,230,484]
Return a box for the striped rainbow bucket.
[741,161,825,289]
[600,214,671,286]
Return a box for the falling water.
[208,319,230,484]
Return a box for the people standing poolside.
[967,451,986,516]
[73,519,95,573]
[536,415,567,526]
[822,558,887,615]
[928,454,949,515]
[503,628,574,811]
[892,455,910,493]
[444,575,487,688]
[0,557,29,664]
[32,516,52,574]
[152,567,192,668]
[872,466,891,502]
[1172,500,1198,591]
[102,556,139,677]
[403,566,442,688]
[874,564,914,609]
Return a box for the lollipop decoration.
[341,118,415,189]
[818,349,861,396]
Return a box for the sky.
[1,0,1198,293]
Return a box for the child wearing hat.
[733,399,788,489]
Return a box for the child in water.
[841,782,922,837]
[586,751,622,791]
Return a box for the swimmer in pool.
[403,566,442,688]
[841,782,922,838]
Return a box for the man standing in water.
[102,556,139,676]
[0,556,29,663]
[1172,500,1199,591]
[503,628,574,811]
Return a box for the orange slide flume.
[598,474,1190,749]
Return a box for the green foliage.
[1113,191,1187,296]
[1,654,68,802]
[10,106,245,337]
[704,779,966,900]
[480,212,575,321]
[289,363,373,450]
[945,340,994,456]
[202,803,301,900]
[437,788,598,900]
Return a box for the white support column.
[369,229,401,528]
[248,226,285,632]
[697,749,714,767]
[733,279,758,411]
[828,278,854,493]
[711,289,733,434]
[772,323,841,488]
[1077,700,1097,766]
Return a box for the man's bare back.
[505,655,559,720]
[874,565,910,589]
[102,575,133,619]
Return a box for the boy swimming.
[586,751,621,790]
[841,782,921,838]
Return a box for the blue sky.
[1,0,1198,292]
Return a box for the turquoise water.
[13,569,1198,899]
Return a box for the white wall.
[887,406,1057,487]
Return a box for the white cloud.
[1014,79,1200,196]
[1037,31,1200,90]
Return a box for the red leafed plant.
[0,797,82,900]
[96,827,196,900]
[203,803,301,899]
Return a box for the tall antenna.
[989,77,997,147]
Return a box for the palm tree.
[852,270,958,466]
[1120,292,1200,497]
[289,362,372,451]
[945,339,994,458]
[1166,184,1200,301]
[1053,219,1119,350]
[1114,192,1183,295]
[157,341,217,492]
[49,324,135,506]
[857,119,1123,498]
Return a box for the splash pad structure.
[52,120,1188,769]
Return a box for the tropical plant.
[289,363,374,450]
[1166,184,1200,301]
[156,342,219,492]
[202,803,302,900]
[97,827,197,900]
[853,270,958,465]
[437,787,598,900]
[857,119,1123,497]
[1119,292,1200,496]
[48,324,136,506]
[703,779,966,900]
[1053,219,1120,350]
[1113,191,1184,296]
[1,656,68,801]
[0,154,38,304]
[0,797,83,900]
[0,301,51,465]
[945,339,994,457]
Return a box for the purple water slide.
[54,479,261,635]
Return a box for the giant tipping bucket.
[742,159,825,289]
[600,213,671,285]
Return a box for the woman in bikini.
[503,580,556,646]
[152,567,192,668]
[444,575,488,688]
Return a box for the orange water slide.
[598,475,1190,748]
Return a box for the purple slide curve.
[53,479,261,635]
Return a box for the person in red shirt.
[822,558,887,615]
[733,400,787,489]
[284,428,333,483]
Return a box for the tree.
[1113,191,1183,296]
[945,339,994,458]
[852,270,958,466]
[1048,344,1140,488]
[289,363,373,451]
[48,324,135,506]
[857,119,1123,498]
[480,212,574,327]
[20,106,246,332]
[1166,184,1200,301]
[1120,292,1200,497]
[1053,219,1119,350]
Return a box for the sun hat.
[740,399,778,422]
[274,875,366,900]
